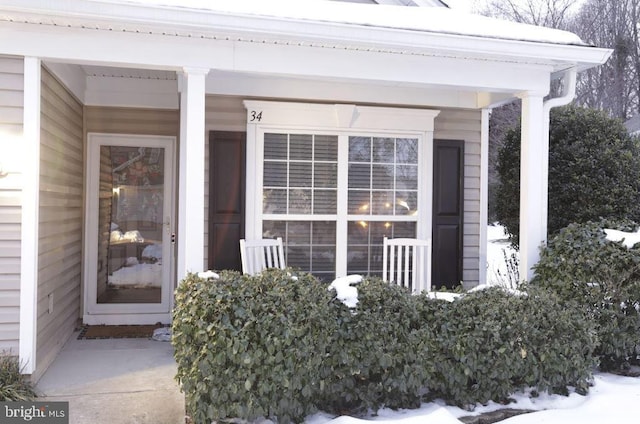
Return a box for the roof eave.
[0,0,612,72]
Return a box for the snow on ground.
[486,224,519,286]
[108,261,162,287]
[306,361,640,424]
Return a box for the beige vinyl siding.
[204,95,246,268]
[84,107,179,137]
[0,56,23,353]
[203,97,482,286]
[434,108,482,287]
[35,67,84,377]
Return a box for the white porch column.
[518,93,546,282]
[479,108,490,284]
[19,57,41,374]
[177,68,208,280]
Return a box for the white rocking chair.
[382,237,432,294]
[239,237,286,275]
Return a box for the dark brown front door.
[432,139,464,289]
[208,131,246,271]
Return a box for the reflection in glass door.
[98,145,165,304]
[85,134,174,323]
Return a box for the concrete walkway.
[36,334,186,424]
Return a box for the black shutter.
[208,131,246,271]
[432,139,464,289]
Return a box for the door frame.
[83,133,176,325]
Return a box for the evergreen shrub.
[173,271,598,422]
[321,278,430,414]
[418,287,596,407]
[495,105,640,247]
[533,219,640,370]
[172,269,335,424]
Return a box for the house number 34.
[249,110,263,122]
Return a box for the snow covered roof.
[0,0,611,79]
[117,0,584,46]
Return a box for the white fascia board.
[232,41,554,94]
[0,21,554,95]
[0,1,611,71]
[206,71,480,109]
[0,22,234,71]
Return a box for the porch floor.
[35,332,185,424]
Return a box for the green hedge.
[533,219,640,370]
[421,287,596,408]
[321,278,429,414]
[173,269,597,423]
[173,269,334,424]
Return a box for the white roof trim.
[120,0,584,45]
[3,0,581,45]
[0,0,611,73]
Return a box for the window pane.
[290,162,312,187]
[313,221,336,244]
[314,163,337,188]
[347,246,369,273]
[347,221,416,276]
[287,246,309,269]
[349,136,370,162]
[313,246,335,271]
[372,164,394,189]
[264,221,336,281]
[373,137,394,163]
[372,191,394,215]
[348,163,370,189]
[348,220,369,244]
[264,162,287,187]
[370,221,393,244]
[314,135,338,161]
[264,133,288,160]
[396,165,418,190]
[263,220,286,239]
[287,221,311,244]
[397,138,418,164]
[348,191,370,214]
[392,222,417,238]
[290,134,313,160]
[263,189,287,214]
[289,189,312,214]
[313,190,337,214]
[395,192,417,216]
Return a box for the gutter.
[540,67,577,239]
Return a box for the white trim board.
[19,57,40,374]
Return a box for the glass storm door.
[85,134,175,324]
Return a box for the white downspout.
[540,67,577,241]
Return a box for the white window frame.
[244,101,440,278]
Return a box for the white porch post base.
[518,93,546,282]
[177,68,208,281]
